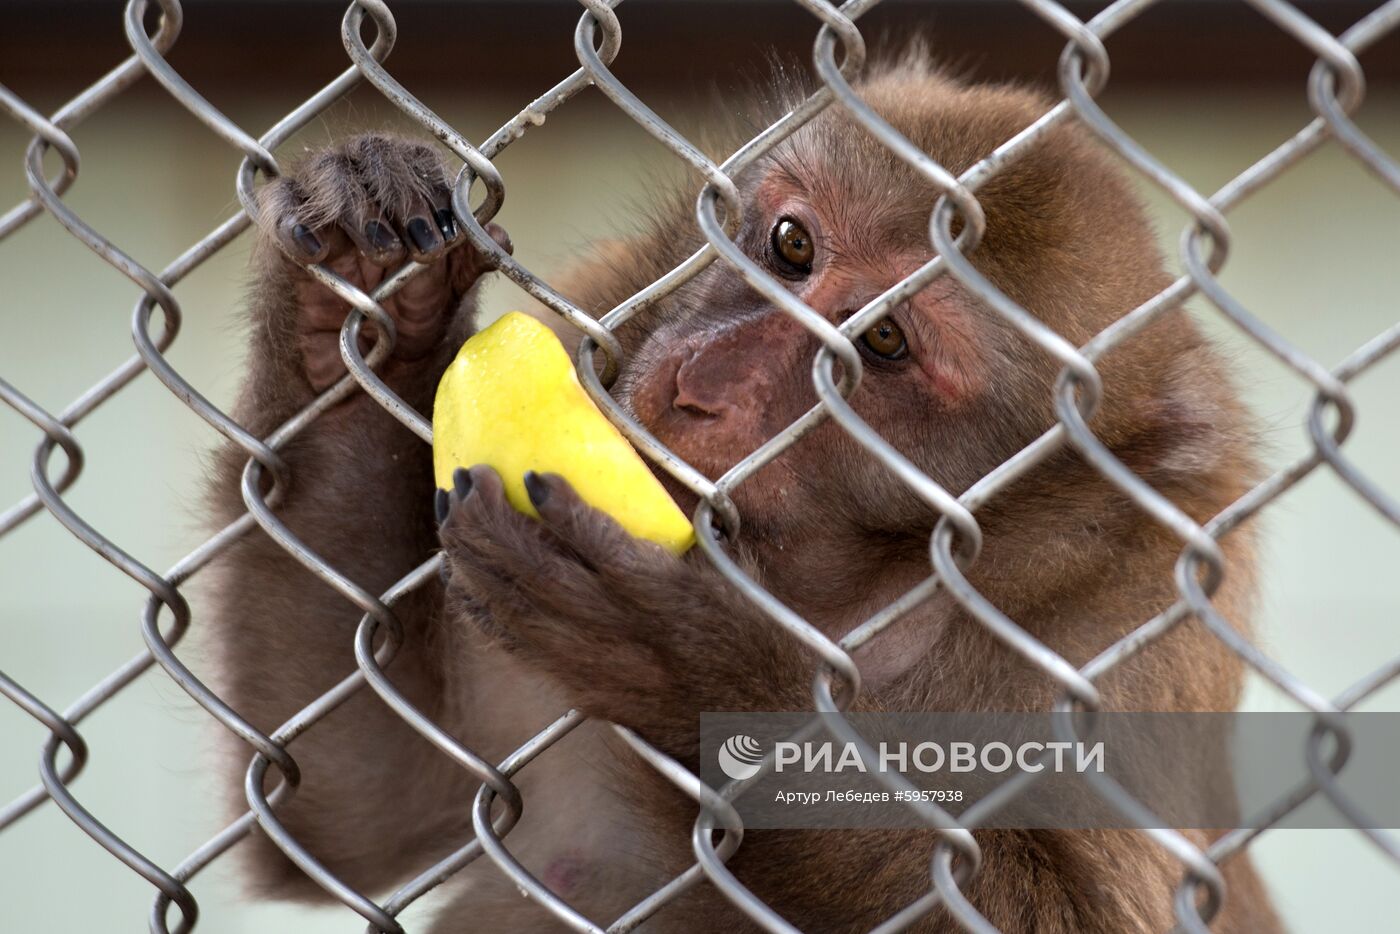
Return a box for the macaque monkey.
[209,51,1281,933]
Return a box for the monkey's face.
[606,70,1167,554]
[613,164,1048,549]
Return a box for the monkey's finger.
[278,218,329,263]
[257,179,328,264]
[483,221,513,257]
[444,220,511,297]
[464,464,501,505]
[522,471,589,526]
[335,135,453,263]
[441,465,516,539]
[257,170,357,268]
[394,193,450,265]
[522,471,648,571]
[315,226,359,273]
[291,145,404,268]
[269,208,357,273]
[340,212,406,268]
[439,464,576,594]
[423,184,459,245]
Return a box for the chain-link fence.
[2,0,1399,931]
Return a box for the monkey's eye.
[859,319,908,361]
[771,217,814,275]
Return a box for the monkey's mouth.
[632,411,745,533]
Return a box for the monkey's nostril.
[673,354,735,419]
[673,393,725,418]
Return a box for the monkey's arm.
[208,134,504,897]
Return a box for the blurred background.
[2,0,1398,931]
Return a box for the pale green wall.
[1,84,1397,932]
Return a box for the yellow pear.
[433,311,695,555]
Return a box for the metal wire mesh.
[2,0,1398,931]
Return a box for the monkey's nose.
[673,351,738,419]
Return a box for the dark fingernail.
[523,471,548,509]
[292,223,322,256]
[366,220,398,253]
[434,487,450,523]
[407,217,440,252]
[434,208,457,240]
[453,467,473,500]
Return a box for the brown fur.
[207,54,1281,933]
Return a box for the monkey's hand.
[257,134,511,392]
[437,466,812,749]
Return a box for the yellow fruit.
[433,311,695,555]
